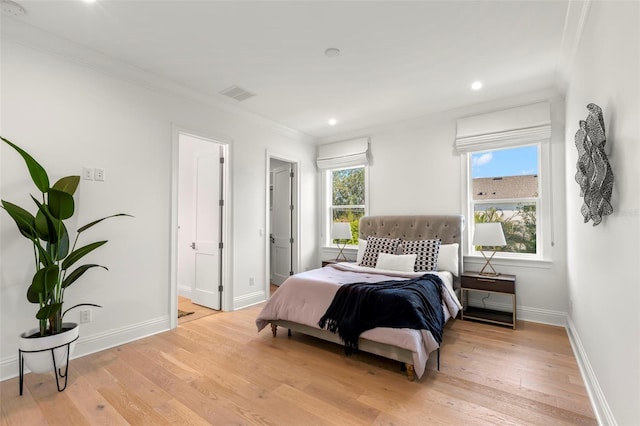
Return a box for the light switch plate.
[82,167,94,180]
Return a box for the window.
[469,145,540,256]
[316,137,370,247]
[456,102,552,261]
[326,166,366,245]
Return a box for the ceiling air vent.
[219,85,255,102]
[1,0,26,17]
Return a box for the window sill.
[464,255,552,270]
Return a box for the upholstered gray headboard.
[358,215,464,290]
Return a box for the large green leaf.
[55,225,70,260]
[78,213,133,233]
[0,200,38,240]
[34,208,50,241]
[52,176,80,196]
[35,242,53,267]
[32,196,57,243]
[48,188,75,220]
[36,303,62,321]
[62,241,107,271]
[31,196,63,244]
[62,264,107,289]
[1,137,50,193]
[27,265,59,303]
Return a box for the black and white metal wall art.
[574,103,614,226]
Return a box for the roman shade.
[316,137,370,170]
[455,102,551,153]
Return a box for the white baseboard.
[0,315,171,381]
[566,316,616,426]
[233,290,266,310]
[178,284,193,299]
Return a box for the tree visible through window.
[470,145,539,255]
[330,166,365,245]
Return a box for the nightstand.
[321,259,350,267]
[461,271,516,329]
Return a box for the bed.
[256,215,464,380]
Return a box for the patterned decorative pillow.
[359,236,400,268]
[402,239,441,271]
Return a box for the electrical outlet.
[82,167,94,180]
[94,168,105,181]
[80,308,92,323]
[249,276,255,286]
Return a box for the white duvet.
[256,263,462,379]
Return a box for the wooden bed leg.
[405,363,415,381]
[271,323,277,337]
[287,329,292,337]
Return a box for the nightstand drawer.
[461,275,515,294]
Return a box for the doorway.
[171,129,229,328]
[266,154,299,296]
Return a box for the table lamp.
[472,222,506,276]
[331,222,352,261]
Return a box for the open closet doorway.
[171,130,229,328]
[267,154,299,296]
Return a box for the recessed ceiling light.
[83,0,97,3]
[324,47,340,58]
[471,81,483,91]
[328,118,337,126]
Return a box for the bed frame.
[270,214,464,380]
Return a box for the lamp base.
[335,242,348,261]
[478,249,500,276]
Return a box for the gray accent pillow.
[402,239,441,271]
[359,236,401,268]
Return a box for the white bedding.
[256,263,462,379]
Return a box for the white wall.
[564,1,639,424]
[319,90,569,325]
[0,40,317,379]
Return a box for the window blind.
[316,137,370,170]
[455,102,551,153]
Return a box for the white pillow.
[375,253,417,272]
[437,243,459,276]
[356,239,367,264]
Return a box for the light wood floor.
[1,302,596,425]
[178,296,218,325]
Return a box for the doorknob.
[190,242,196,249]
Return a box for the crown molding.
[1,17,314,144]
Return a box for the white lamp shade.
[472,222,506,246]
[331,222,352,240]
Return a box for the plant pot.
[19,322,79,374]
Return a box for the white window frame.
[322,165,369,247]
[461,141,552,263]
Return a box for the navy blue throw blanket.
[318,274,444,352]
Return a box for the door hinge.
[219,199,224,206]
[220,156,225,164]
[289,204,294,211]
[219,242,224,249]
[218,285,223,292]
[289,171,294,178]
[289,237,294,244]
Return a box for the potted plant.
[1,137,129,390]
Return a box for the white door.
[271,165,292,285]
[191,148,223,309]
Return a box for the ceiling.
[1,0,573,139]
